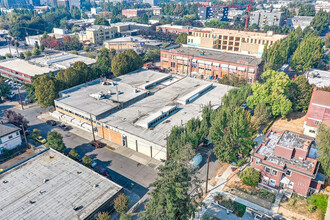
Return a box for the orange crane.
[195,0,255,31]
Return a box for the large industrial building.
[161,44,263,84]
[53,69,232,160]
[0,53,96,83]
[0,148,123,220]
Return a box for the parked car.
[91,141,105,148]
[63,148,72,156]
[46,120,57,126]
[34,136,47,144]
[189,153,203,169]
[93,165,110,178]
[59,124,71,131]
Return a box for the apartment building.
[0,123,21,154]
[303,88,330,137]
[249,11,285,28]
[197,6,229,21]
[103,36,160,52]
[161,45,262,84]
[187,27,287,57]
[79,25,117,45]
[251,129,324,197]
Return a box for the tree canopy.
[46,130,66,152]
[290,34,324,72]
[3,109,29,129]
[288,75,314,112]
[111,50,143,77]
[140,145,201,220]
[317,125,330,177]
[94,17,110,26]
[0,78,10,100]
[33,74,59,108]
[175,32,188,44]
[209,106,257,163]
[247,70,292,118]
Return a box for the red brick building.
[122,9,152,18]
[161,45,263,84]
[303,87,330,137]
[251,129,324,197]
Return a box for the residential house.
[303,88,330,137]
[251,129,324,197]
[0,123,22,154]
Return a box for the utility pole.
[16,82,24,110]
[205,151,211,193]
[21,124,29,150]
[89,114,96,142]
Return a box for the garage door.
[110,130,122,146]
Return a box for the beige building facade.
[79,25,117,45]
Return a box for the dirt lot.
[223,174,275,209]
[209,163,230,187]
[278,197,323,220]
[271,112,306,134]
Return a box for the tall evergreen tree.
[140,145,201,220]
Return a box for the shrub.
[289,198,297,206]
[120,214,133,220]
[71,50,78,55]
[114,193,129,214]
[96,212,111,220]
[239,167,260,187]
[307,194,328,216]
[82,156,92,167]
[237,158,245,167]
[308,205,317,213]
[88,54,96,59]
[68,149,78,160]
[84,46,90,52]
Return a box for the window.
[248,76,252,84]
[309,129,316,134]
[8,135,13,139]
[171,62,175,68]
[262,176,269,184]
[16,131,19,135]
[314,121,320,125]
[272,170,278,176]
[269,179,276,187]
[288,181,294,189]
[265,167,271,173]
[255,158,260,164]
[285,170,291,176]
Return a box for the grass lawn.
[214,194,246,217]
[279,193,328,220]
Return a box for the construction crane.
[195,0,254,31]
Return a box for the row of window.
[257,159,292,176]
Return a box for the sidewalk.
[39,113,163,170]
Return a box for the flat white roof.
[305,69,330,88]
[0,149,122,220]
[0,58,56,77]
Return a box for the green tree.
[316,125,330,177]
[288,75,314,112]
[254,102,271,126]
[175,32,188,44]
[33,74,59,108]
[114,193,130,214]
[96,48,112,76]
[140,145,201,220]
[32,47,41,56]
[96,212,111,220]
[46,130,66,153]
[0,78,10,100]
[84,46,90,52]
[63,35,82,51]
[298,4,315,16]
[290,34,325,72]
[30,128,40,140]
[126,49,143,71]
[111,53,130,77]
[19,52,25,59]
[310,10,330,34]
[24,50,32,59]
[25,83,36,103]
[68,149,79,160]
[143,49,160,62]
[239,167,260,187]
[120,214,133,220]
[247,70,292,118]
[94,17,110,26]
[82,156,92,167]
[222,85,252,107]
[209,106,257,163]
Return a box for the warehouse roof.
[0,148,122,220]
[0,58,56,77]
